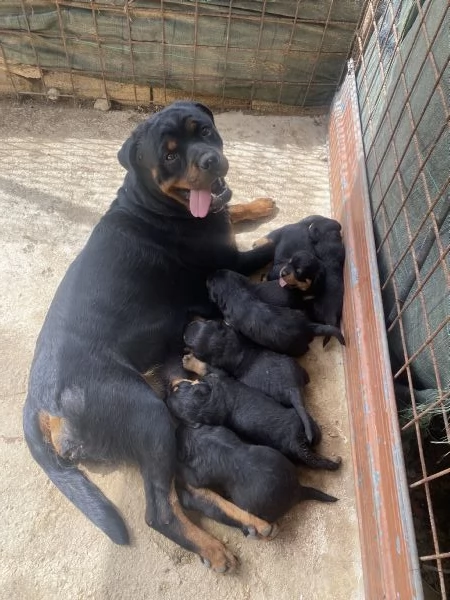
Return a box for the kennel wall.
[0,0,364,112]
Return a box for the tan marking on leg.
[186,485,278,540]
[182,354,208,376]
[38,411,65,455]
[169,483,237,573]
[229,198,276,224]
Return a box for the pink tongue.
[189,189,212,218]
[279,277,287,288]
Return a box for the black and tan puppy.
[260,215,342,281]
[256,216,345,344]
[207,270,345,356]
[183,319,319,445]
[176,424,338,526]
[305,216,346,338]
[167,374,341,471]
[23,102,276,573]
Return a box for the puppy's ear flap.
[308,222,320,243]
[118,129,139,172]
[194,102,215,124]
[117,121,149,172]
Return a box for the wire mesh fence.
[354,0,449,597]
[0,1,364,112]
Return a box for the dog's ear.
[117,120,151,172]
[194,102,215,124]
[118,128,140,172]
[308,222,321,243]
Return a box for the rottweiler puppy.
[207,270,345,356]
[306,216,346,341]
[23,101,276,573]
[255,216,345,345]
[176,424,338,526]
[167,374,342,471]
[183,319,319,445]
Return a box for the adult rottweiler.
[22,102,275,573]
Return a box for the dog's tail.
[23,408,130,545]
[310,323,345,347]
[297,484,338,504]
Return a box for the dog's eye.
[165,152,179,162]
[200,126,211,137]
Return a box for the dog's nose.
[198,152,220,171]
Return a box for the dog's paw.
[182,353,208,376]
[330,456,343,470]
[242,521,279,541]
[230,198,276,224]
[251,197,276,218]
[182,353,195,369]
[200,542,238,574]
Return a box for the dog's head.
[278,251,324,291]
[307,217,342,244]
[206,269,245,308]
[118,101,231,218]
[167,378,214,425]
[184,319,243,361]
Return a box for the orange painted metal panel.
[328,60,423,600]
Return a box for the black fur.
[183,319,319,445]
[176,424,338,523]
[23,101,274,568]
[167,373,342,471]
[265,216,345,344]
[207,270,345,356]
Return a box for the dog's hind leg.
[293,443,342,471]
[311,323,345,347]
[179,485,279,540]
[134,390,237,573]
[286,388,314,444]
[308,415,322,446]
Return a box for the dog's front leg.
[228,198,275,224]
[143,477,237,573]
[234,243,275,276]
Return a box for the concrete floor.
[0,100,364,600]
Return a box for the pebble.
[94,98,111,111]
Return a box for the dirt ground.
[0,100,363,600]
